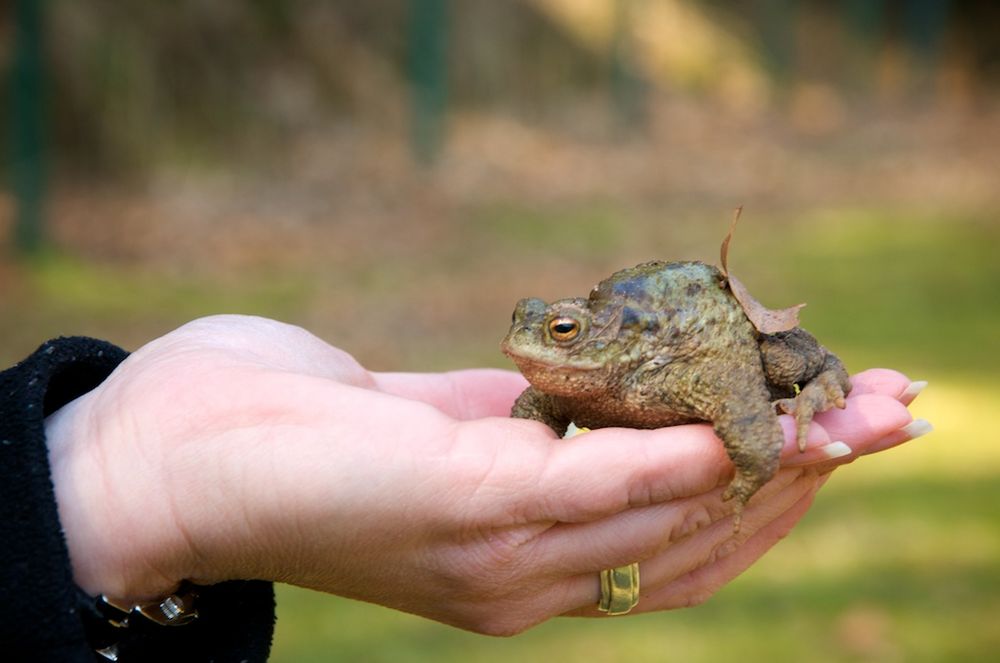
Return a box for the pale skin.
[45,315,925,636]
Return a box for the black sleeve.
[1,337,275,662]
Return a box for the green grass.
[3,205,997,661]
[468,200,630,258]
[718,209,1000,380]
[0,252,315,361]
[268,208,1000,662]
[24,252,313,320]
[271,377,1000,663]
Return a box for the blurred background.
[2,1,998,660]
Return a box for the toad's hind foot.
[722,470,770,533]
[715,403,785,533]
[775,370,849,452]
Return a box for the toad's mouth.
[500,344,605,374]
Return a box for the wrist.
[45,391,184,603]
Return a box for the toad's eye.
[548,317,581,342]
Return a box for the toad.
[501,259,850,522]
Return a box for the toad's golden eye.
[548,317,580,342]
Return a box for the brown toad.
[501,260,850,521]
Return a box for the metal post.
[610,0,647,131]
[904,0,951,96]
[757,0,796,91]
[10,0,47,255]
[845,0,885,92]
[408,0,448,165]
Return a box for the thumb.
[509,423,733,524]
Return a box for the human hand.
[45,315,926,635]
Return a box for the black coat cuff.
[0,337,275,662]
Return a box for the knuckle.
[624,446,662,509]
[425,544,553,637]
[466,614,535,637]
[673,502,716,540]
[449,598,545,637]
[708,535,742,564]
[680,589,715,608]
[429,537,541,605]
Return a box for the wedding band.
[598,563,640,615]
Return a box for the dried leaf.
[719,205,743,279]
[718,206,804,333]
[728,274,805,334]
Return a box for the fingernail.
[902,380,928,400]
[818,441,852,459]
[784,440,853,467]
[900,418,933,440]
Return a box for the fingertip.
[535,424,732,521]
[813,393,914,453]
[777,415,830,453]
[900,417,934,439]
[582,425,728,466]
[782,440,853,467]
[848,368,913,401]
[862,417,934,455]
[900,380,928,405]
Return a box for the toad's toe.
[776,372,848,452]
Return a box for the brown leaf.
[718,205,803,333]
[728,274,805,334]
[719,205,743,279]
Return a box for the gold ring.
[598,563,640,615]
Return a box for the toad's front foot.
[775,371,848,452]
[511,387,570,436]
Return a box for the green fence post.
[757,0,796,91]
[610,0,647,131]
[905,0,951,95]
[10,0,48,255]
[845,0,886,92]
[408,0,448,165]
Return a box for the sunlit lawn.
[2,205,997,661]
[269,209,1000,663]
[270,378,999,663]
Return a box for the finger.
[812,393,913,455]
[624,471,819,603]
[507,404,841,527]
[848,368,926,405]
[858,418,933,456]
[795,394,914,474]
[532,465,805,579]
[776,409,831,458]
[775,380,925,468]
[638,474,826,612]
[557,471,823,617]
[898,380,928,406]
[519,424,734,524]
[372,369,528,419]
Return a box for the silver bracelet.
[100,583,200,626]
[91,582,199,661]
